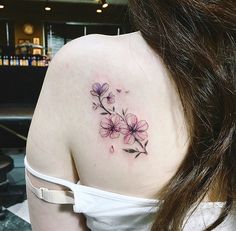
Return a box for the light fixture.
[0,4,4,9]
[45,0,51,11]
[101,0,108,8]
[45,6,51,11]
[96,0,108,13]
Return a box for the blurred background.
[0,1,130,230]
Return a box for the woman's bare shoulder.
[55,32,138,57]
[52,31,144,69]
[54,33,190,198]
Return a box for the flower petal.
[134,131,148,141]
[100,83,109,95]
[100,117,111,129]
[136,120,149,131]
[92,82,101,92]
[124,133,135,145]
[110,114,120,126]
[107,98,115,104]
[110,131,120,139]
[99,128,110,137]
[120,125,129,135]
[125,113,138,127]
[90,90,98,96]
[107,92,115,104]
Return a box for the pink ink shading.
[90,82,149,158]
[110,145,115,153]
[99,114,121,139]
[106,92,115,104]
[121,113,148,145]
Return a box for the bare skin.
[26,31,218,230]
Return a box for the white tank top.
[24,157,236,230]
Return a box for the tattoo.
[90,82,149,158]
[110,145,115,153]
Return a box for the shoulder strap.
[24,157,75,204]
[25,173,74,204]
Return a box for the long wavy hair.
[128,0,236,230]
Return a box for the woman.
[25,0,235,230]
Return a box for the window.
[87,25,119,35]
[45,22,121,57]
[45,23,66,57]
[65,24,84,43]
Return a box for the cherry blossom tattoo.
[90,82,149,158]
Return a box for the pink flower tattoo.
[100,115,121,139]
[90,82,149,158]
[121,113,148,145]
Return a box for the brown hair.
[128,0,236,230]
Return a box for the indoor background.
[0,1,130,230]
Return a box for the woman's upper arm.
[25,37,95,231]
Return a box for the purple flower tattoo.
[90,83,109,97]
[106,92,115,104]
[90,82,149,158]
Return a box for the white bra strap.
[25,173,74,204]
[24,157,77,191]
[24,156,76,205]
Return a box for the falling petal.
[110,145,115,153]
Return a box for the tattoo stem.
[134,137,147,154]
[115,112,125,122]
[98,96,111,115]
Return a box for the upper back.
[61,31,190,199]
[28,31,190,199]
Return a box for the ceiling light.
[45,6,51,11]
[44,0,51,11]
[101,0,108,8]
[102,3,108,8]
[0,4,4,9]
[96,9,102,13]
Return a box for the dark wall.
[0,66,46,148]
[0,0,130,27]
[0,1,133,149]
[0,66,46,106]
